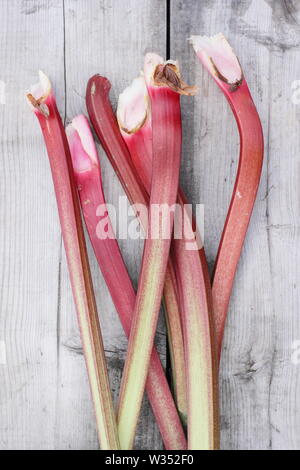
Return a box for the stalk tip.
[67,115,99,173]
[26,70,52,116]
[87,75,111,98]
[190,33,243,87]
[117,75,150,134]
[144,53,197,96]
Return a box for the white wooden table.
[0,0,299,450]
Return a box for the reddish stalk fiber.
[86,75,187,424]
[66,115,186,450]
[118,71,219,450]
[191,34,264,358]
[26,72,119,450]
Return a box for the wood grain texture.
[265,0,300,449]
[0,0,166,450]
[0,0,65,450]
[0,0,300,450]
[171,0,300,450]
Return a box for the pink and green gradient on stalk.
[118,75,188,423]
[116,54,185,449]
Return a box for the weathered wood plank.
[0,0,65,450]
[0,0,167,450]
[171,0,275,450]
[57,0,167,450]
[265,0,300,449]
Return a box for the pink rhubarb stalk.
[86,74,187,443]
[115,53,188,449]
[26,72,119,449]
[118,71,219,450]
[66,115,186,450]
[191,34,264,358]
[117,76,187,421]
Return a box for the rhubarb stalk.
[117,76,187,420]
[114,53,188,449]
[26,73,119,450]
[118,72,219,450]
[66,115,186,450]
[191,34,264,358]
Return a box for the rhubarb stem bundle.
[117,76,187,422]
[67,115,186,450]
[26,73,119,449]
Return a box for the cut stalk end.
[117,75,150,134]
[190,33,243,90]
[144,53,198,96]
[26,70,52,117]
[66,115,99,174]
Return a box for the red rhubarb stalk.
[118,72,219,450]
[115,53,187,449]
[26,72,119,449]
[191,34,264,358]
[86,74,187,442]
[117,75,213,324]
[117,76,187,421]
[66,115,186,450]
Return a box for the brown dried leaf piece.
[27,93,50,117]
[210,58,244,92]
[153,63,198,96]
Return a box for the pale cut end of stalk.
[117,75,150,134]
[144,52,198,96]
[26,70,51,117]
[66,115,99,173]
[190,33,243,88]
